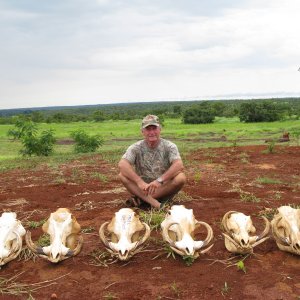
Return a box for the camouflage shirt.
[122,138,181,183]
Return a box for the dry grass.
[173,191,194,203]
[1,198,28,207]
[0,271,71,299]
[18,247,38,262]
[88,249,118,267]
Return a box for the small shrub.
[71,130,104,153]
[266,141,276,154]
[21,129,56,156]
[7,118,56,156]
[7,117,37,140]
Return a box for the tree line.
[1,98,300,124]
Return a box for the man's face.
[142,125,161,144]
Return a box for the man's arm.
[118,158,149,192]
[158,159,184,183]
[146,159,184,196]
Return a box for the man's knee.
[118,173,128,184]
[174,172,186,187]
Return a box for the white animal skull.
[0,212,25,266]
[222,211,270,254]
[25,208,83,263]
[161,205,213,258]
[271,206,300,255]
[99,208,150,261]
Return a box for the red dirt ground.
[0,145,300,300]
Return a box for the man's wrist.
[156,176,163,184]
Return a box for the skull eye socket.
[5,240,13,250]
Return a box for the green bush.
[71,130,104,153]
[239,101,283,122]
[7,117,37,140]
[182,102,215,124]
[20,129,56,156]
[7,117,56,156]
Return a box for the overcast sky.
[0,0,300,109]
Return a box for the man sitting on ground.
[118,114,186,209]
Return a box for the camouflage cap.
[141,115,160,128]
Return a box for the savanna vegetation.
[0,98,300,169]
[0,98,300,124]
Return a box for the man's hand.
[146,180,162,196]
[136,180,149,195]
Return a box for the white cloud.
[0,0,300,109]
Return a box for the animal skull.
[271,206,300,255]
[25,208,83,263]
[222,211,270,254]
[161,205,214,258]
[0,212,25,266]
[99,208,150,260]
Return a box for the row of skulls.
[0,205,299,265]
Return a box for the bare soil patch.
[0,145,300,299]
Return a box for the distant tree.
[239,101,283,122]
[30,111,44,123]
[51,112,70,123]
[157,114,165,127]
[93,110,106,122]
[153,108,168,116]
[212,102,226,116]
[111,112,120,120]
[173,105,182,116]
[182,102,216,124]
[0,117,12,124]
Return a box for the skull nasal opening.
[51,252,60,260]
[293,243,300,250]
[241,239,248,246]
[185,247,192,254]
[120,249,128,256]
